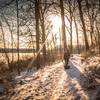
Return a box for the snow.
[1,54,99,100]
[8,55,88,100]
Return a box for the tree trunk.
[40,13,46,61]
[0,22,10,69]
[60,0,70,69]
[3,14,14,71]
[60,0,67,51]
[77,0,89,51]
[35,0,40,68]
[68,0,73,53]
[74,17,80,53]
[85,0,94,46]
[16,0,20,75]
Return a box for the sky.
[0,0,87,48]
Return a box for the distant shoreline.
[0,48,35,53]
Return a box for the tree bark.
[68,0,73,53]
[16,0,20,75]
[77,0,89,51]
[60,0,70,69]
[35,0,40,68]
[60,0,67,51]
[39,8,46,61]
[74,17,80,53]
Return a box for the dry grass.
[0,52,63,74]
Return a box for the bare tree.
[60,0,70,68]
[35,0,41,68]
[59,0,67,51]
[77,0,89,51]
[0,21,10,69]
[39,0,47,61]
[74,16,80,53]
[2,13,14,70]
[16,0,20,75]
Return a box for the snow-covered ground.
[1,54,100,100]
[7,55,88,100]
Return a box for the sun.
[51,15,77,45]
[52,16,62,33]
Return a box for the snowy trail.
[50,70,67,100]
[9,57,89,100]
[11,63,65,100]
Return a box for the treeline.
[0,48,35,53]
[0,0,100,74]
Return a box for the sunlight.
[51,15,77,45]
[52,16,61,33]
